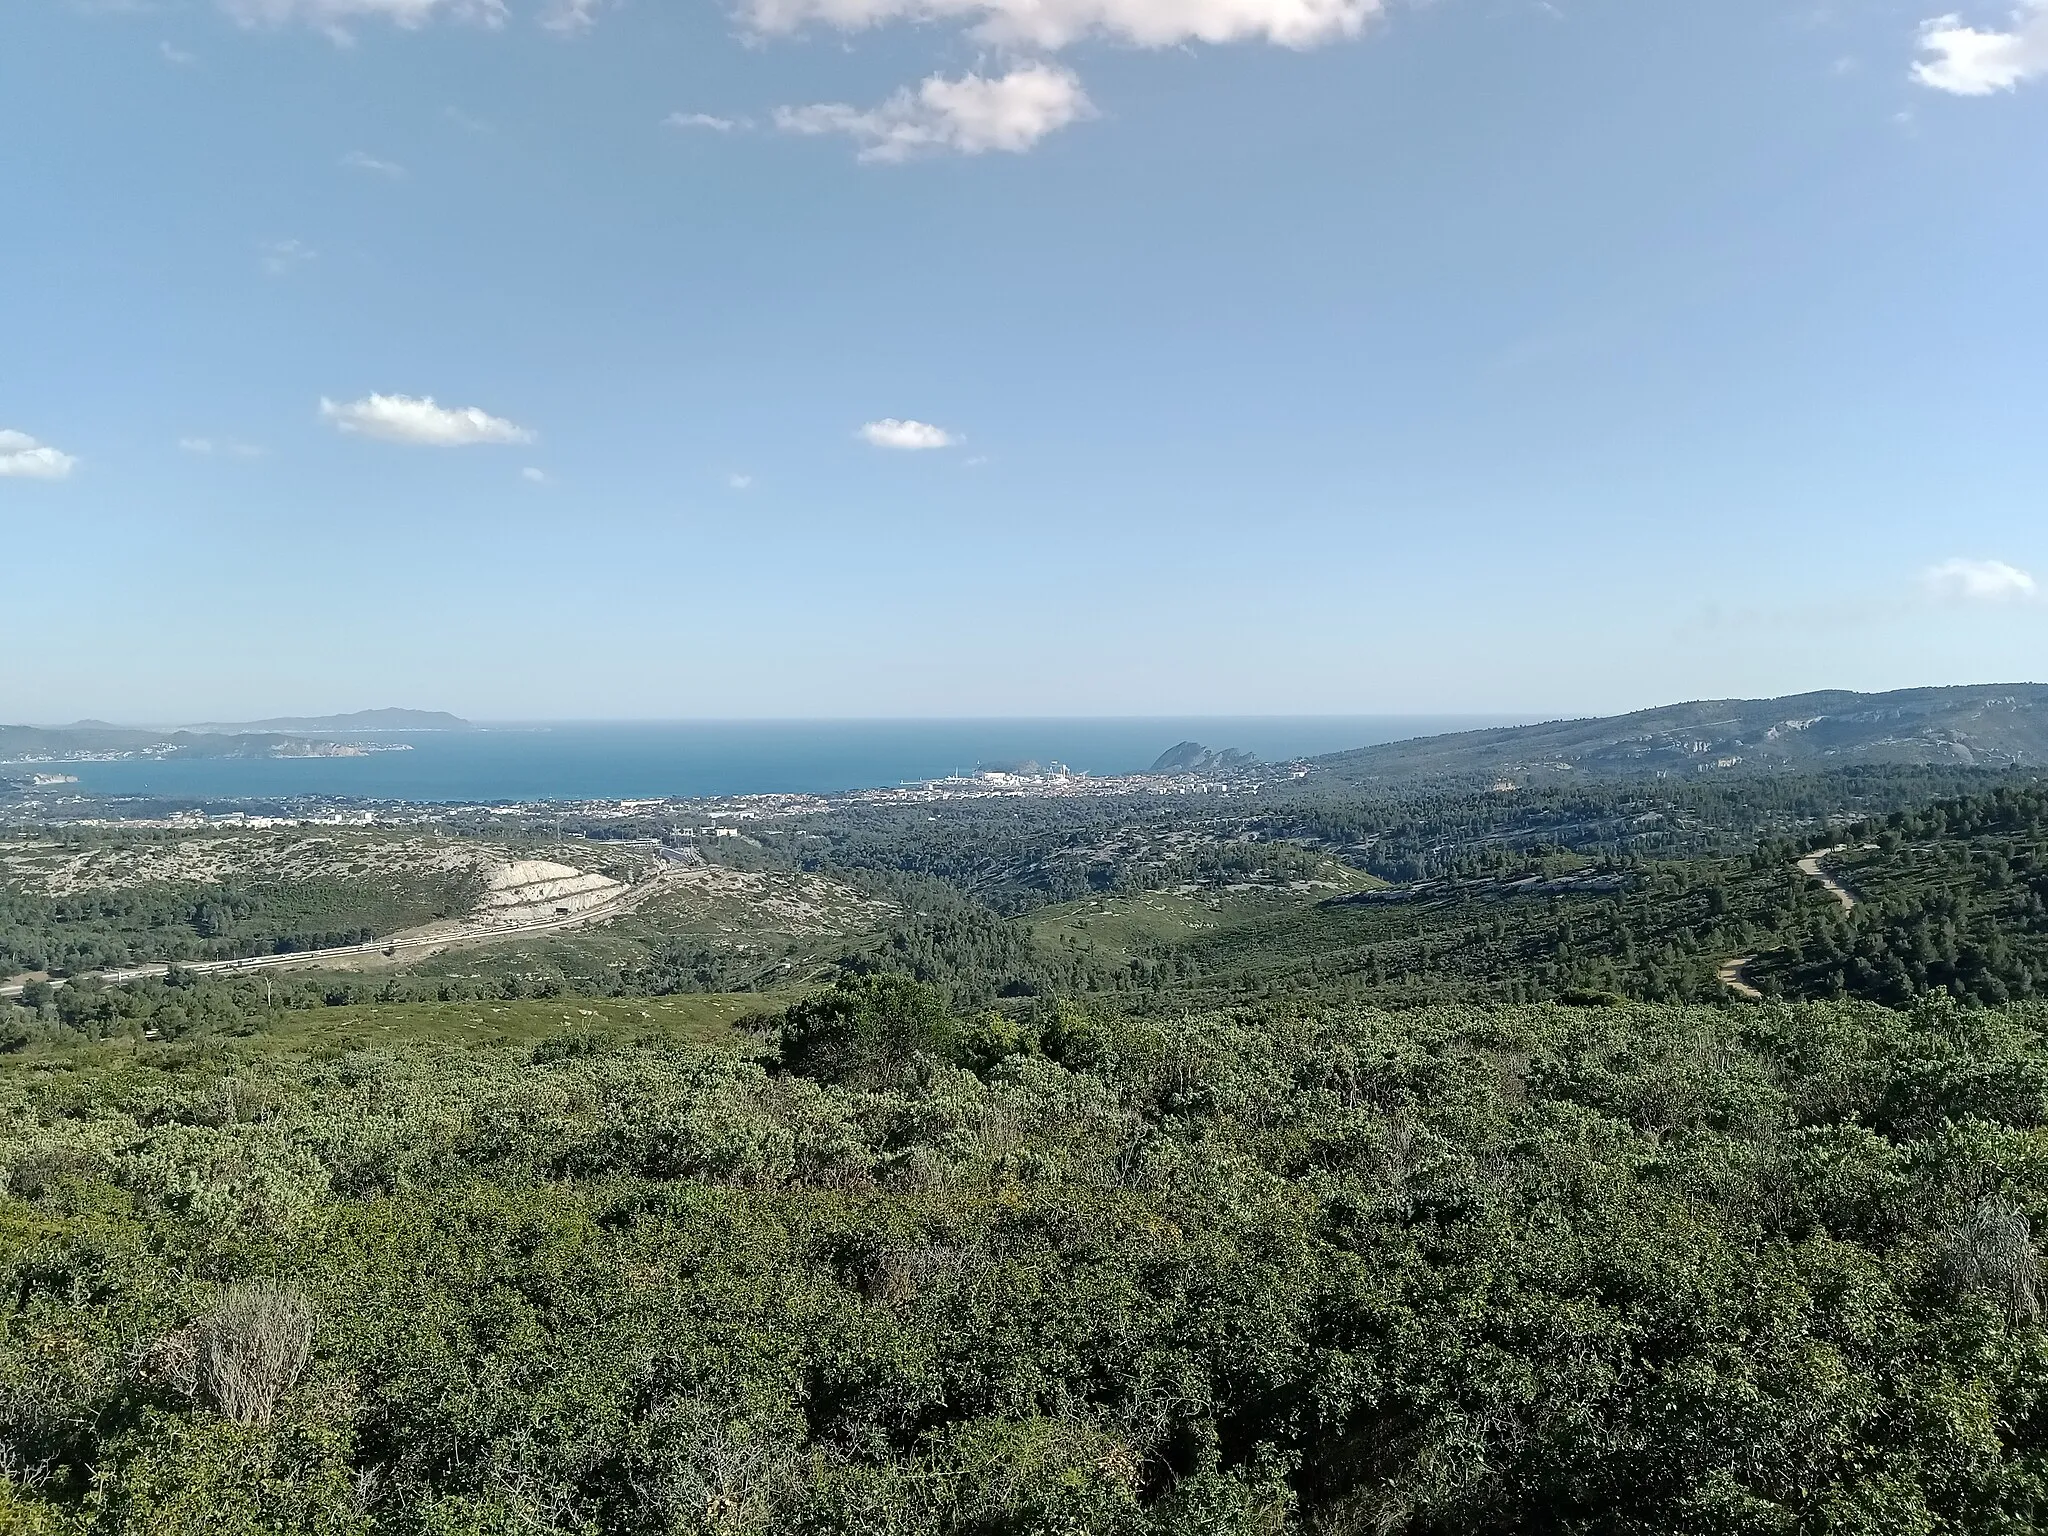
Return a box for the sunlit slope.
[1314,683,2048,785]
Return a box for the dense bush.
[3,981,2048,1531]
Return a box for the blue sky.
[6,0,2048,723]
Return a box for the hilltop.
[1148,741,1259,775]
[1311,683,2048,785]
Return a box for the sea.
[24,717,1522,805]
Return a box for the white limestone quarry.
[477,860,624,926]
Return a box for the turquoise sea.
[32,717,1523,804]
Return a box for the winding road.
[1796,847,1860,913]
[1719,846,1861,1001]
[1716,955,1763,1001]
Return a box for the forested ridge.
[0,871,482,978]
[1754,784,2048,1005]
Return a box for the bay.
[31,717,1522,804]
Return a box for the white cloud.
[862,418,956,449]
[217,0,507,38]
[261,238,315,275]
[0,430,78,481]
[778,64,1091,160]
[180,436,264,457]
[160,40,198,63]
[728,472,755,489]
[341,150,407,177]
[218,0,617,34]
[320,394,535,446]
[1915,2,2048,93]
[1925,557,2039,602]
[742,0,1381,49]
[667,111,748,132]
[521,466,549,482]
[203,0,1393,49]
[540,0,605,28]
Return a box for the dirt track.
[1797,848,1859,912]
[1719,846,1864,1000]
[1717,955,1763,1001]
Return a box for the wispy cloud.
[861,418,956,449]
[779,65,1091,160]
[521,466,549,483]
[321,393,534,446]
[728,472,755,489]
[341,150,407,177]
[180,436,265,457]
[666,111,749,132]
[540,0,604,29]
[261,238,316,276]
[1924,557,2039,602]
[217,0,507,42]
[160,39,198,63]
[1915,2,2048,93]
[742,0,1383,50]
[0,430,79,481]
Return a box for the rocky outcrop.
[477,861,622,926]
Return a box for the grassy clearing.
[1021,882,1367,964]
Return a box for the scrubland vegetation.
[7,978,2048,1533]
[11,768,2048,1529]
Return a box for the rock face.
[478,861,622,926]
[1149,742,1260,775]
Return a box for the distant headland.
[180,709,473,734]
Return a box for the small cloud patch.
[1925,557,2038,602]
[778,65,1091,161]
[1914,2,2048,93]
[861,418,957,450]
[667,111,748,132]
[321,393,534,446]
[0,430,77,480]
[218,0,510,43]
[342,150,407,177]
[741,0,1383,51]
[261,238,316,276]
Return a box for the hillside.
[0,726,309,762]
[0,723,422,766]
[182,708,471,733]
[1312,683,2048,784]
